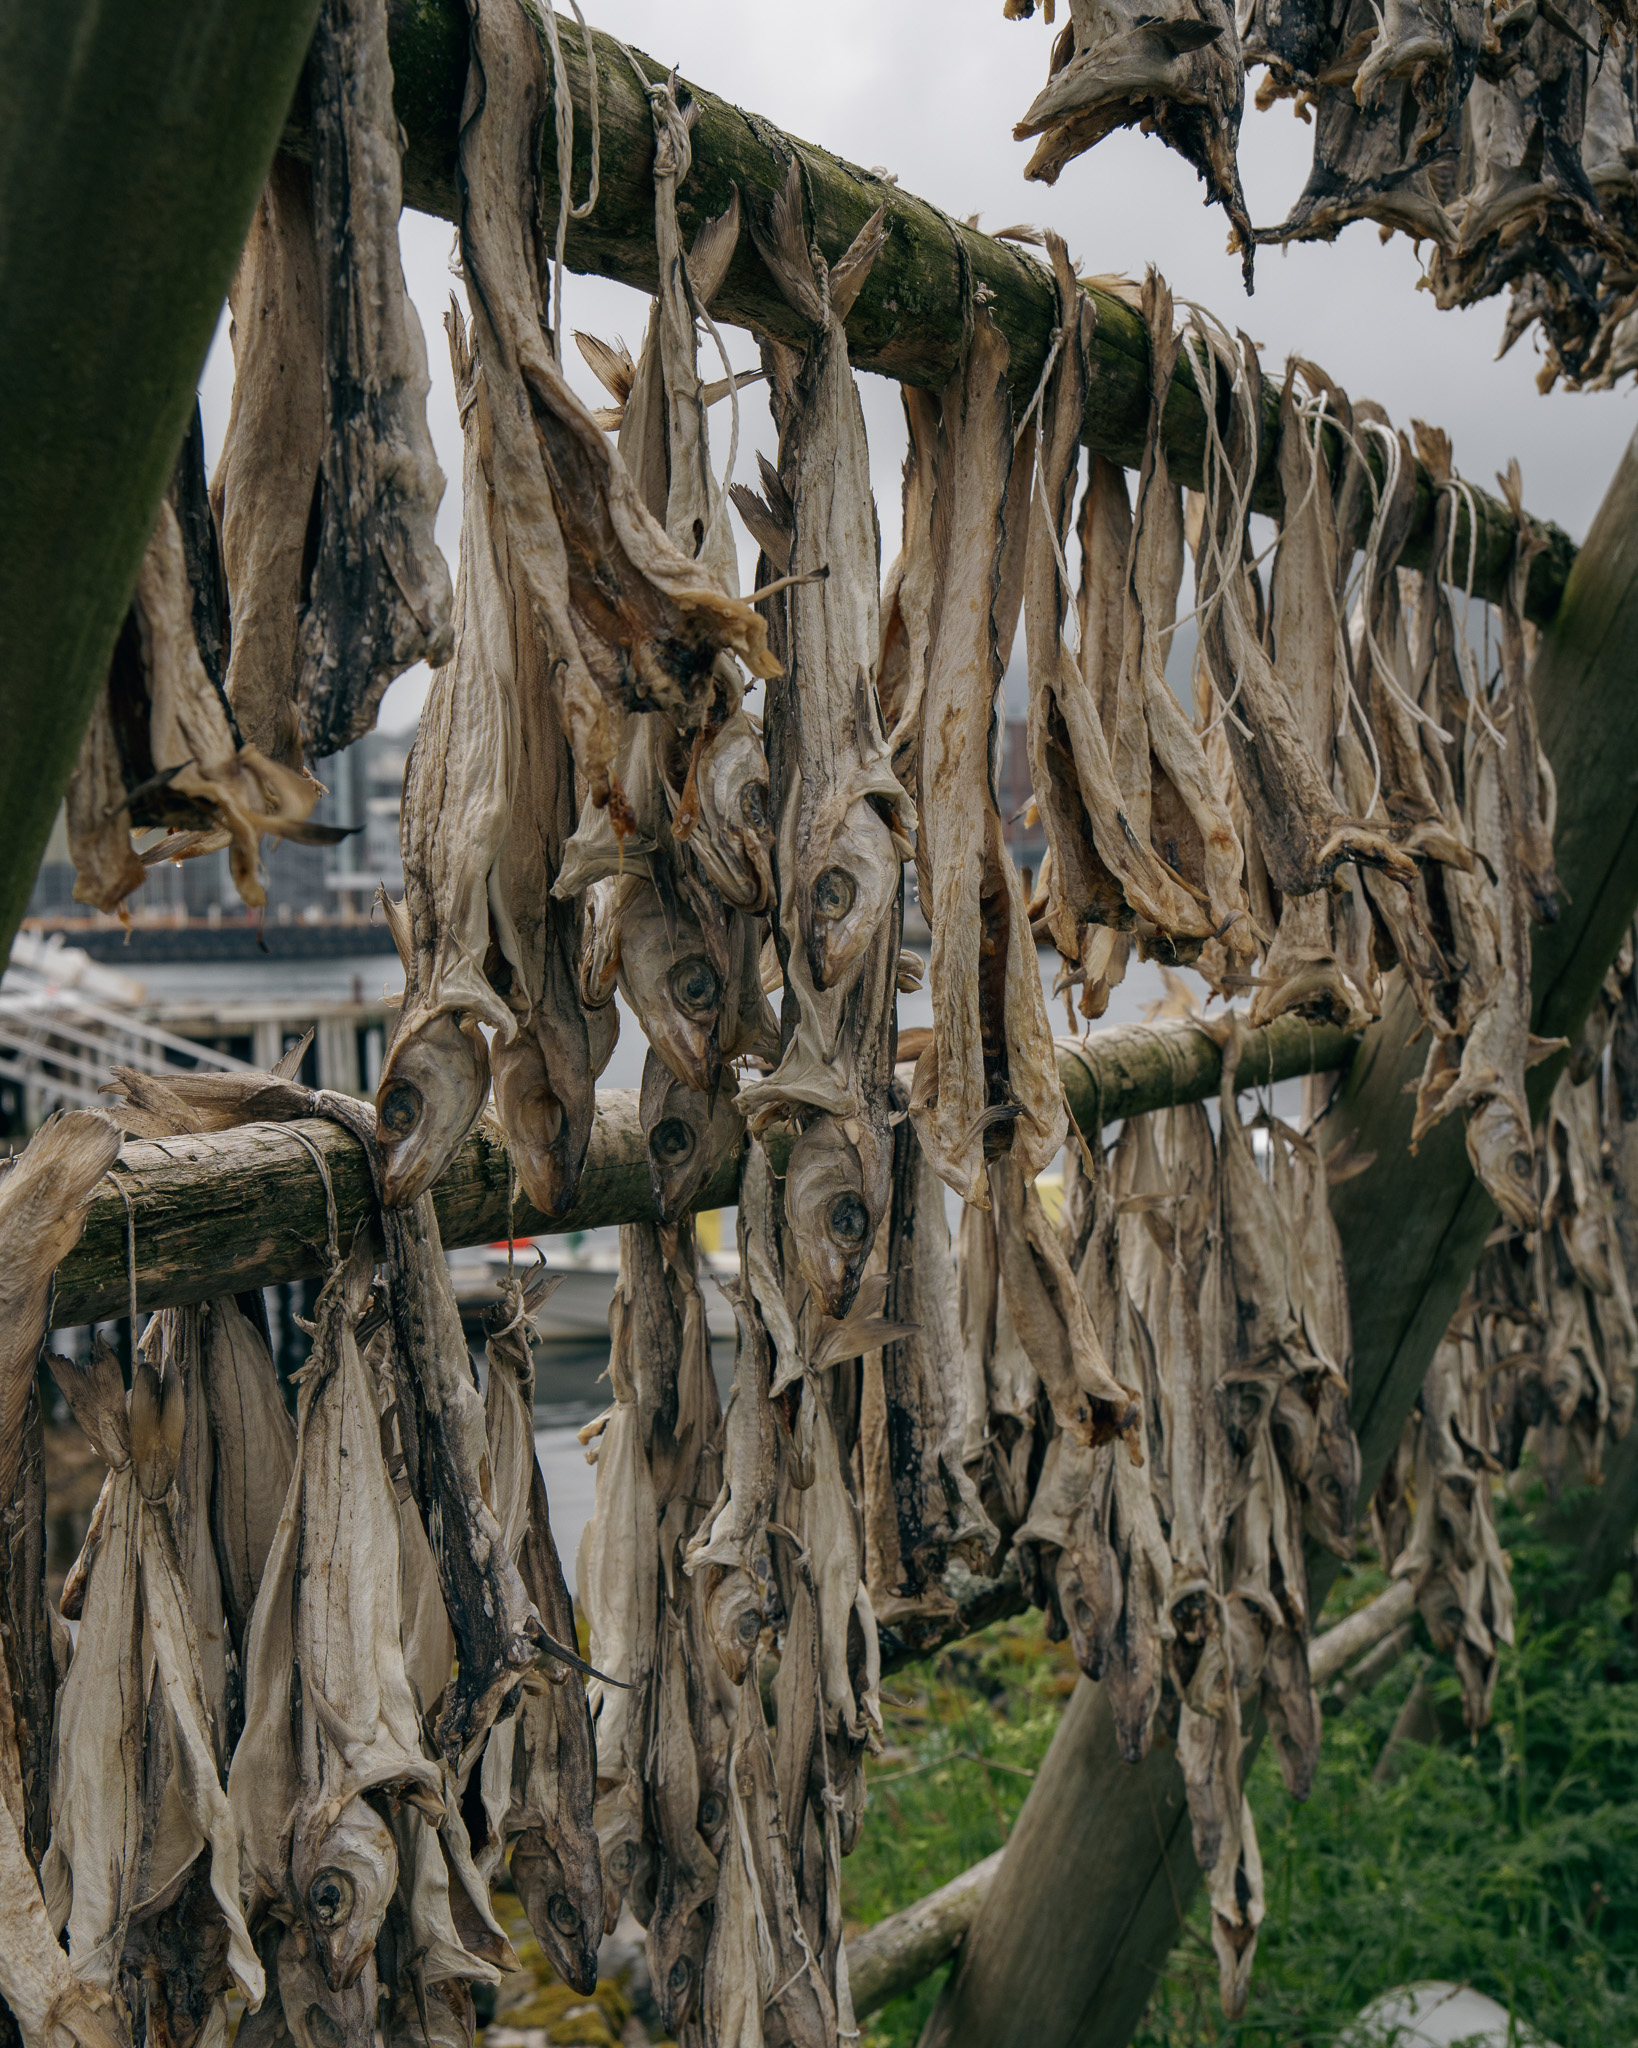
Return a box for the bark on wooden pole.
[49,1015,1353,1329]
[921,424,1638,2048]
[279,1,1573,622]
[0,0,326,969]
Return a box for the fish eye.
[812,867,856,921]
[651,1117,695,1166]
[305,2010,344,2048]
[548,1893,581,1937]
[1509,1150,1532,1181]
[669,957,721,1018]
[669,1959,692,1991]
[736,1609,761,1644]
[740,781,769,830]
[379,1081,422,1138]
[698,1792,724,1830]
[609,1841,636,1881]
[828,1193,869,1246]
[307,1869,356,1930]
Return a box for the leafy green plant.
[848,1524,1638,2048]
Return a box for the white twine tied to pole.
[525,0,602,364]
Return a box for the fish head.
[703,1565,766,1686]
[649,1901,713,2034]
[492,1028,579,1218]
[617,899,723,1095]
[277,1930,380,2048]
[1302,1379,1360,1558]
[799,797,901,993]
[293,1796,399,1992]
[376,1009,491,1207]
[1465,1094,1540,1232]
[511,1826,604,1992]
[785,1116,887,1317]
[692,713,774,911]
[640,1050,741,1223]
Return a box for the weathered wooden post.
[0,0,326,964]
[921,424,1638,2048]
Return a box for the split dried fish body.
[1012,0,1253,276]
[377,315,518,1207]
[909,295,1066,1202]
[457,0,774,807]
[277,1930,379,2048]
[212,155,325,770]
[297,0,453,756]
[67,497,321,918]
[683,709,776,914]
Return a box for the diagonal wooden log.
[921,425,1638,2048]
[0,0,326,970]
[49,1015,1353,1329]
[276,1,1573,622]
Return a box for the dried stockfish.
[1011,0,1254,277]
[47,1354,262,2012]
[66,497,322,918]
[908,291,1066,1203]
[212,155,325,771]
[230,1231,440,1986]
[1188,308,1419,903]
[640,1046,744,1224]
[321,1093,556,1759]
[735,165,914,1305]
[456,0,775,808]
[199,1295,297,1655]
[374,313,516,1209]
[298,0,453,757]
[478,1270,603,1992]
[0,1112,121,1511]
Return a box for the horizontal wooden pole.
[278,3,1573,622]
[848,1851,1006,2021]
[49,1015,1356,1328]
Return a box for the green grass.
[845,1520,1638,2048]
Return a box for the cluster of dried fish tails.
[1375,926,1638,1728]
[1004,0,1638,386]
[66,0,453,924]
[1020,245,1560,1230]
[0,1039,604,2048]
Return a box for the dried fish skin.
[910,296,1066,1201]
[212,154,325,770]
[376,1006,492,1212]
[277,1934,379,2048]
[297,0,453,757]
[1014,0,1254,278]
[457,0,774,806]
[641,1048,743,1226]
[64,690,147,916]
[200,1294,296,1654]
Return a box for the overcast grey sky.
[199,0,1635,734]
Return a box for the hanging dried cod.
[66,470,324,920]
[1009,0,1254,280]
[735,159,915,1315]
[1023,253,1250,1017]
[905,283,1065,1205]
[214,0,451,768]
[456,0,776,809]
